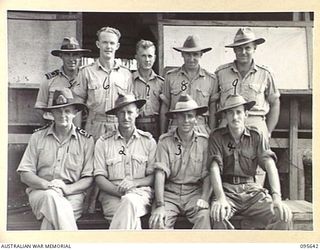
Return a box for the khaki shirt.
[94,129,156,185]
[73,59,133,116]
[17,123,94,183]
[154,129,209,186]
[208,126,277,177]
[215,61,280,116]
[35,67,79,108]
[163,66,219,116]
[133,70,164,116]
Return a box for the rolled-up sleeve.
[93,138,108,177]
[209,75,220,104]
[257,132,277,169]
[145,138,157,176]
[154,140,171,177]
[34,77,50,108]
[17,134,38,174]
[80,137,95,178]
[201,141,209,179]
[207,132,223,172]
[266,70,280,104]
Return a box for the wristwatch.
[155,201,165,208]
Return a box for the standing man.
[73,26,133,140]
[133,39,164,140]
[160,35,219,136]
[149,94,211,229]
[215,27,280,140]
[208,94,292,230]
[94,94,156,229]
[17,88,94,230]
[35,37,91,123]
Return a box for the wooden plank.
[279,89,312,95]
[8,83,40,89]
[270,138,311,149]
[76,13,83,47]
[157,20,164,76]
[305,25,313,89]
[159,19,313,28]
[8,11,79,20]
[8,134,31,144]
[289,99,299,200]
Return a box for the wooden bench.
[7,200,313,230]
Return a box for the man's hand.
[211,197,232,222]
[149,206,166,229]
[49,179,71,196]
[117,178,137,194]
[196,199,209,211]
[273,196,292,222]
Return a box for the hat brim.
[225,38,265,48]
[42,102,88,112]
[216,100,256,115]
[105,99,146,115]
[173,47,212,53]
[51,49,91,57]
[166,106,208,118]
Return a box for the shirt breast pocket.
[189,152,203,177]
[132,154,148,179]
[246,82,265,102]
[115,82,129,95]
[88,81,103,105]
[196,87,210,106]
[106,157,125,180]
[240,150,258,176]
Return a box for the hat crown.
[52,88,74,106]
[114,94,138,108]
[174,94,199,111]
[223,94,248,109]
[183,35,201,49]
[60,37,81,50]
[234,27,257,44]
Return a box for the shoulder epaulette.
[156,75,164,81]
[165,67,180,75]
[202,68,217,79]
[76,127,92,138]
[196,132,209,139]
[45,69,60,80]
[255,64,272,74]
[210,126,226,134]
[137,129,153,139]
[33,122,52,133]
[215,63,233,73]
[158,131,173,141]
[79,63,94,70]
[119,65,131,71]
[101,130,117,140]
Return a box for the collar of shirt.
[114,128,141,140]
[96,58,121,72]
[180,65,205,78]
[221,125,251,140]
[231,60,258,74]
[133,69,157,84]
[173,128,199,143]
[46,123,78,141]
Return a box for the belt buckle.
[232,176,241,184]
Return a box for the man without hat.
[215,27,281,184]
[73,27,133,212]
[160,35,219,136]
[149,94,211,229]
[17,88,94,230]
[208,93,292,230]
[35,37,91,124]
[133,39,164,140]
[94,94,156,229]
[73,27,133,140]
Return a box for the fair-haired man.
[160,35,219,136]
[133,39,164,140]
[17,88,94,230]
[208,93,292,230]
[94,94,156,229]
[149,94,211,229]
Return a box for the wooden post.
[289,99,299,199]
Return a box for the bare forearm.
[95,175,122,197]
[160,103,169,134]
[201,175,212,202]
[134,175,154,188]
[266,98,280,133]
[66,177,93,195]
[209,163,226,200]
[264,159,282,198]
[20,172,50,190]
[154,170,166,203]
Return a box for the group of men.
[17,26,292,230]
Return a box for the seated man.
[149,94,211,229]
[208,93,292,230]
[17,88,94,230]
[94,94,156,229]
